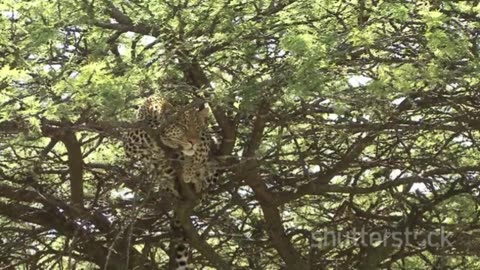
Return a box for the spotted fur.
[124,95,217,269]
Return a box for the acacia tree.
[1,0,480,269]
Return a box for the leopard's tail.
[171,218,190,270]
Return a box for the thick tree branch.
[58,130,84,207]
[175,201,231,269]
[236,101,309,269]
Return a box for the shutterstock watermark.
[311,227,453,248]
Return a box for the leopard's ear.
[163,102,175,116]
[197,103,210,118]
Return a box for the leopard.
[123,95,218,270]
[124,95,217,194]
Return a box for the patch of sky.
[110,187,135,201]
[1,10,20,20]
[347,75,372,87]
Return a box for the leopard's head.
[137,96,174,127]
[160,104,210,156]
